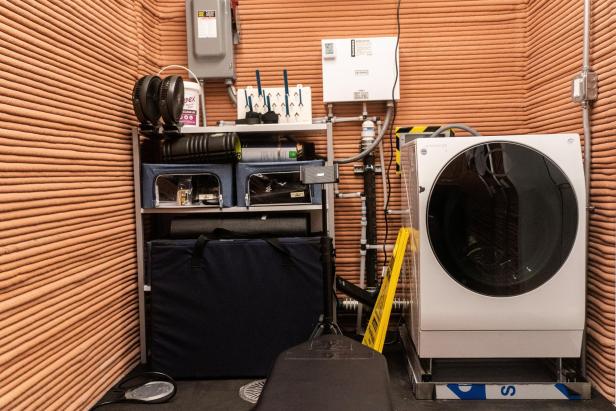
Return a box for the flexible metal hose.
[334,105,395,164]
[426,123,481,138]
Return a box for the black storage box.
[141,163,234,208]
[147,237,324,379]
[236,160,324,207]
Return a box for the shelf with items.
[132,122,334,364]
[140,122,328,138]
[179,122,327,134]
[142,204,323,214]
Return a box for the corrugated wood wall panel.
[0,0,157,409]
[2,0,614,408]
[158,0,528,281]
[526,0,615,400]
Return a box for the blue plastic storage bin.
[142,163,234,208]
[236,160,324,207]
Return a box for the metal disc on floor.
[239,379,266,404]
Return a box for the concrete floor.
[98,342,613,411]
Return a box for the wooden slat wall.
[527,0,615,400]
[0,1,160,409]
[1,0,613,408]
[157,0,528,281]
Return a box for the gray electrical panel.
[185,0,235,80]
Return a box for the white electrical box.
[321,37,400,103]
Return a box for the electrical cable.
[383,0,401,269]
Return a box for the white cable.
[158,65,207,127]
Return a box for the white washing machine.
[400,134,586,358]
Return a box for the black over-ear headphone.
[132,75,185,126]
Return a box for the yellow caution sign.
[362,227,411,353]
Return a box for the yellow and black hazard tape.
[395,126,453,174]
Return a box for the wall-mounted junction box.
[321,37,400,103]
[185,0,235,80]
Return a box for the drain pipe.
[572,0,597,379]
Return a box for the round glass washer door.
[427,142,578,297]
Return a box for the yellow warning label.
[362,227,411,353]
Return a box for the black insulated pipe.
[364,153,378,287]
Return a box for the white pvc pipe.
[356,196,367,335]
[378,123,389,209]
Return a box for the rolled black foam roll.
[162,133,241,163]
[169,215,309,237]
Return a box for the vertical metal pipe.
[582,0,591,71]
[131,128,147,364]
[226,80,237,106]
[356,196,367,334]
[378,123,389,209]
[580,0,592,380]
[583,105,592,205]
[581,0,593,209]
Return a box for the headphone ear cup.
[159,76,185,125]
[132,76,148,124]
[132,75,161,124]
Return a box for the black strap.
[190,231,308,271]
[191,234,209,269]
[263,237,294,259]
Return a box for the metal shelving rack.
[131,122,335,362]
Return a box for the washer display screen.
[427,142,578,297]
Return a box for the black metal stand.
[310,187,342,338]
